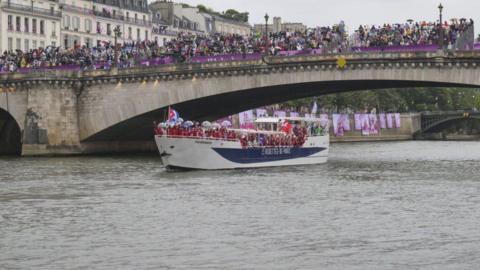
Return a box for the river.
[1,141,480,269]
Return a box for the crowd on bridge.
[0,18,476,73]
[350,18,474,48]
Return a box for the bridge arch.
[0,108,22,155]
[80,78,475,142]
[52,52,480,141]
[422,114,480,133]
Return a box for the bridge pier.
[21,85,82,156]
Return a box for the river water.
[1,141,480,269]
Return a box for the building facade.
[149,1,205,35]
[211,14,250,36]
[1,0,254,52]
[149,0,251,36]
[254,17,307,34]
[60,0,95,48]
[0,0,62,52]
[59,0,151,48]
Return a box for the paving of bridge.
[1,50,480,155]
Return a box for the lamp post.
[264,13,269,55]
[113,25,121,67]
[438,3,444,49]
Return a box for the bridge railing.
[3,49,480,80]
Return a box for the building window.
[128,27,132,39]
[52,41,56,47]
[16,38,21,50]
[7,15,13,31]
[63,15,70,29]
[73,16,80,30]
[24,39,29,51]
[32,40,37,49]
[143,15,146,24]
[52,21,56,37]
[137,28,140,40]
[32,19,37,33]
[64,34,68,48]
[134,14,138,23]
[145,30,148,40]
[107,24,111,35]
[8,38,13,51]
[16,16,21,32]
[24,18,29,32]
[126,12,129,19]
[85,19,92,32]
[85,38,91,48]
[40,41,45,48]
[40,20,45,35]
[96,22,101,34]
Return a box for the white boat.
[155,117,329,170]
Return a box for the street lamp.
[264,13,269,55]
[438,3,444,49]
[113,25,122,67]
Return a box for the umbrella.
[202,121,212,128]
[176,117,184,123]
[221,120,232,127]
[183,121,194,127]
[212,123,221,129]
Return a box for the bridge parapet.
[2,51,480,87]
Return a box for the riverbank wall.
[330,113,421,143]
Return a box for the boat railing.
[161,135,238,142]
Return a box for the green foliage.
[223,9,249,22]
[196,5,249,22]
[281,88,480,113]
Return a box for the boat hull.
[155,135,329,170]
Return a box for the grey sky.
[168,0,479,35]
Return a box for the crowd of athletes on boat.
[153,118,325,148]
[0,18,475,72]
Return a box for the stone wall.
[331,114,421,142]
[21,85,82,156]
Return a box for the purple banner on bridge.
[332,114,351,137]
[256,109,268,118]
[354,114,362,130]
[379,113,387,129]
[190,53,262,63]
[395,113,402,128]
[386,113,394,129]
[351,44,438,53]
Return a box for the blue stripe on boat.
[212,147,327,164]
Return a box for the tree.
[222,9,249,22]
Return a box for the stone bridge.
[420,111,480,133]
[2,50,480,155]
